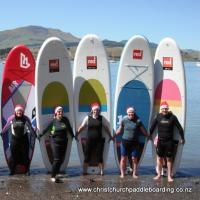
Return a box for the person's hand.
[180,139,185,145]
[109,136,114,142]
[75,135,79,142]
[147,135,152,141]
[37,134,42,141]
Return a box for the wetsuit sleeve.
[1,115,14,136]
[63,117,74,138]
[42,121,53,136]
[149,114,158,136]
[25,116,37,137]
[173,115,184,140]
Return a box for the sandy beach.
[0,166,200,200]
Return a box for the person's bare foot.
[168,176,174,182]
[132,174,138,179]
[153,175,161,180]
[120,174,125,178]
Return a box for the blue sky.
[0,0,199,50]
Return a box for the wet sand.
[0,167,200,200]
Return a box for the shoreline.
[0,170,200,199]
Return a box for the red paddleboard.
[1,45,36,174]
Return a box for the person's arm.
[24,116,37,137]
[173,115,185,144]
[76,116,88,137]
[63,117,74,138]
[139,126,149,137]
[149,114,158,136]
[40,121,53,137]
[113,119,124,139]
[0,115,14,137]
[102,116,113,140]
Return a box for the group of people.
[0,101,185,183]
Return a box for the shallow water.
[0,61,200,176]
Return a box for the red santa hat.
[160,101,169,110]
[54,106,63,114]
[91,102,100,111]
[14,104,24,112]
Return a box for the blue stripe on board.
[116,80,150,144]
[42,105,69,115]
[79,105,107,112]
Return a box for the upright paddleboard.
[113,35,154,169]
[152,37,186,175]
[35,37,74,172]
[73,34,111,174]
[1,45,36,173]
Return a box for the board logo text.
[87,56,97,69]
[49,59,60,73]
[133,49,143,59]
[20,53,30,69]
[163,57,173,70]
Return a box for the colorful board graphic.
[1,45,36,173]
[79,79,107,112]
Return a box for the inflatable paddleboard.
[113,35,154,169]
[152,37,186,175]
[35,37,74,172]
[73,34,111,174]
[1,45,36,173]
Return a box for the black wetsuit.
[150,112,184,158]
[10,116,32,174]
[44,116,74,178]
[84,115,104,163]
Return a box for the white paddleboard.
[73,34,111,174]
[152,37,186,175]
[35,37,74,172]
[113,35,154,169]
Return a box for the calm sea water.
[0,61,200,174]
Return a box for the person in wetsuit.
[150,101,185,182]
[1,105,35,175]
[39,106,74,182]
[76,102,113,175]
[114,107,148,179]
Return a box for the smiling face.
[92,108,100,118]
[161,107,169,115]
[127,110,135,120]
[15,109,23,117]
[55,109,63,119]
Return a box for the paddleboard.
[35,37,74,172]
[113,35,154,170]
[1,45,36,173]
[73,34,111,174]
[152,37,186,175]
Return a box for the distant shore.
[0,46,199,62]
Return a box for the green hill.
[0,26,199,61]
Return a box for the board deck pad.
[1,45,36,173]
